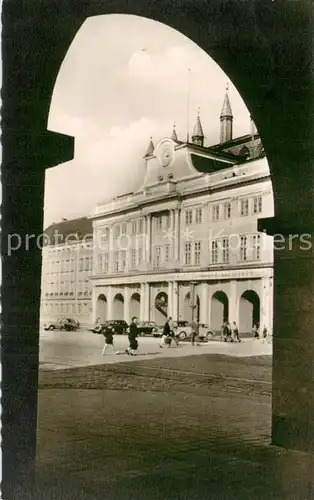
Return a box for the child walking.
[101,324,117,355]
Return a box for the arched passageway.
[154,292,168,324]
[210,291,229,331]
[239,290,260,334]
[183,293,200,322]
[130,292,140,319]
[96,294,107,322]
[113,293,124,320]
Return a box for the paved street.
[35,341,313,499]
[39,329,272,370]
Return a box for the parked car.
[136,321,160,336]
[175,322,214,341]
[107,320,128,335]
[44,318,80,331]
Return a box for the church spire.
[171,122,178,142]
[220,82,233,143]
[192,108,204,147]
[144,137,154,158]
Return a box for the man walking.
[191,318,200,346]
[126,316,139,356]
[101,323,117,355]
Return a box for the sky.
[45,14,252,228]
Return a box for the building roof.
[44,216,93,245]
[210,133,260,151]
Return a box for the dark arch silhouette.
[130,292,141,320]
[3,4,314,497]
[211,291,229,331]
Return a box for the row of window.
[44,280,91,296]
[45,256,93,274]
[42,302,90,315]
[46,245,92,259]
[153,244,171,268]
[185,195,263,225]
[181,234,261,266]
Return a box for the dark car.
[107,320,128,335]
[136,321,160,336]
[44,318,80,331]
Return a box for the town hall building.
[88,88,274,334]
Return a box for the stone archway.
[113,293,124,320]
[96,294,107,323]
[4,7,314,497]
[210,291,229,332]
[239,290,260,334]
[130,292,140,319]
[154,292,168,324]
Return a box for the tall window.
[103,253,109,273]
[121,251,126,270]
[184,243,192,265]
[138,218,143,234]
[253,195,262,214]
[131,249,136,268]
[121,223,127,235]
[224,202,231,219]
[155,246,161,267]
[185,210,193,225]
[165,244,170,262]
[239,236,248,261]
[115,225,120,238]
[240,198,249,216]
[252,234,261,260]
[114,252,119,272]
[222,238,229,263]
[131,221,137,235]
[213,205,220,221]
[194,241,201,265]
[211,241,219,263]
[138,247,143,266]
[156,216,162,230]
[195,208,203,224]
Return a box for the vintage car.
[175,322,214,341]
[44,318,80,331]
[136,321,160,336]
[107,320,129,335]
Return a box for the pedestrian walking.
[262,325,268,343]
[160,316,171,348]
[222,321,232,342]
[101,324,117,355]
[126,316,139,356]
[252,324,259,339]
[231,321,241,342]
[191,318,200,346]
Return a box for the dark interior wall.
[2,1,313,499]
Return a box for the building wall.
[40,239,93,327]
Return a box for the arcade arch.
[96,294,107,322]
[154,291,168,324]
[130,292,140,319]
[113,293,124,320]
[210,291,229,332]
[239,290,260,334]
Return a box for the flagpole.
[186,68,191,143]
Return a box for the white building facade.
[40,217,93,327]
[89,95,274,334]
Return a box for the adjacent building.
[40,217,93,327]
[88,88,274,334]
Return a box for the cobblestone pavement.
[35,354,313,500]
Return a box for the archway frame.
[2,4,314,498]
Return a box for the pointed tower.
[144,137,154,158]
[192,108,204,147]
[171,122,178,142]
[220,82,233,143]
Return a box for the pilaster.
[168,281,173,318]
[200,282,209,324]
[140,283,145,321]
[173,281,179,322]
[228,280,238,325]
[124,286,131,323]
[107,286,113,321]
